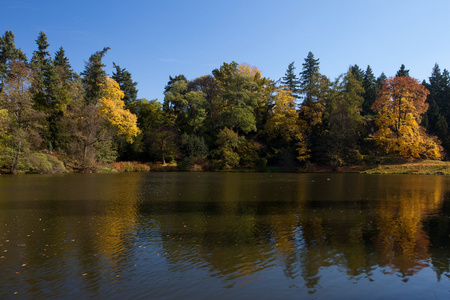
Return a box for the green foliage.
[181,133,208,158]
[112,63,138,112]
[81,47,110,105]
[24,152,66,174]
[281,61,300,99]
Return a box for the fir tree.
[112,62,138,111]
[361,65,378,115]
[396,64,410,77]
[281,61,300,99]
[81,47,110,105]
[300,51,320,104]
[0,30,27,92]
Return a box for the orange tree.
[371,76,441,159]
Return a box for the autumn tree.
[0,61,46,173]
[98,77,140,143]
[372,76,441,159]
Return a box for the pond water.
[0,172,449,299]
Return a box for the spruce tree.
[396,64,410,77]
[281,61,300,99]
[299,51,320,105]
[81,47,110,105]
[361,65,378,115]
[0,30,27,92]
[112,62,138,111]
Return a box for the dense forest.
[1,31,449,173]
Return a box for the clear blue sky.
[3,0,450,101]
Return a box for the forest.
[1,30,449,173]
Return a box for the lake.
[0,172,449,299]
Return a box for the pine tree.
[81,47,110,105]
[0,30,27,92]
[299,51,320,104]
[281,61,300,99]
[349,64,364,82]
[361,65,378,115]
[112,63,138,111]
[396,64,410,77]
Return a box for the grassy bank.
[361,159,450,175]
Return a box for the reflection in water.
[0,173,449,299]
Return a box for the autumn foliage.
[372,76,441,159]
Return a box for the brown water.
[0,172,449,299]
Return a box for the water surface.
[0,173,449,299]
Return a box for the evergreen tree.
[349,64,364,82]
[396,64,410,77]
[281,61,300,99]
[30,31,57,113]
[361,65,378,115]
[81,47,110,105]
[112,63,138,112]
[299,51,320,104]
[0,30,27,92]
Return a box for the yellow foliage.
[372,76,441,159]
[238,63,261,77]
[97,77,140,143]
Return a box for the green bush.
[24,153,66,174]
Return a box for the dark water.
[0,172,449,299]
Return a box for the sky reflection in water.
[0,173,449,299]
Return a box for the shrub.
[24,153,66,174]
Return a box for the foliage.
[97,77,140,143]
[110,161,151,172]
[24,152,66,174]
[372,76,441,159]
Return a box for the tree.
[361,65,378,116]
[163,76,207,134]
[281,61,300,99]
[0,61,46,173]
[112,63,138,112]
[396,64,410,77]
[81,47,110,105]
[97,77,140,143]
[299,51,320,104]
[0,31,27,93]
[325,69,364,167]
[212,62,261,134]
[372,76,441,159]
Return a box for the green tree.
[0,30,27,93]
[81,47,110,105]
[361,65,378,116]
[281,61,300,99]
[0,61,46,173]
[396,64,410,77]
[299,51,320,104]
[212,62,261,135]
[325,69,364,167]
[112,63,138,112]
[163,76,207,134]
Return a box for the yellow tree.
[264,88,309,161]
[97,77,140,143]
[372,76,441,159]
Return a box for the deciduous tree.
[372,76,441,159]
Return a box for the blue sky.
[3,0,450,101]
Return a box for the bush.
[178,157,210,172]
[110,161,151,172]
[24,153,66,174]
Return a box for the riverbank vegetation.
[1,31,450,174]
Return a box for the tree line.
[0,31,448,173]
